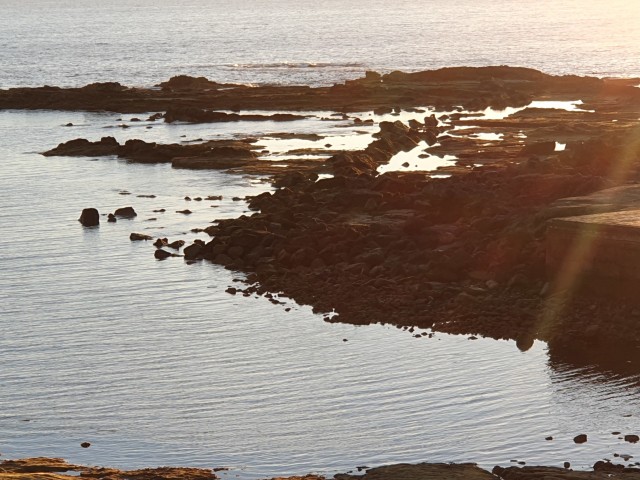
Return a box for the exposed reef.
[4,458,640,480]
[2,66,639,113]
[28,66,640,360]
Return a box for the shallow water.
[2,110,640,477]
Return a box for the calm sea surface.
[2,1,640,477]
[1,0,640,88]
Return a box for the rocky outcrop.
[4,458,640,480]
[4,67,640,114]
[43,138,260,167]
[178,121,624,349]
[335,463,495,480]
[172,146,258,169]
[0,458,218,480]
[163,106,307,123]
[44,137,119,157]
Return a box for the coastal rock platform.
[4,458,640,480]
[14,66,640,363]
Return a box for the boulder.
[114,206,137,218]
[78,208,99,227]
[154,249,173,260]
[184,242,204,260]
[167,240,185,249]
[129,232,153,241]
[573,434,588,444]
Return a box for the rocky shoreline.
[5,66,640,363]
[21,67,640,362]
[5,65,640,480]
[4,457,640,480]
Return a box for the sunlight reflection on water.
[2,110,640,478]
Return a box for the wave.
[224,62,366,70]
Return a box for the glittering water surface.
[2,110,640,478]
[3,0,640,476]
[1,0,640,88]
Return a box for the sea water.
[1,0,639,88]
[2,1,640,477]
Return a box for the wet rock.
[424,114,438,127]
[80,442,90,448]
[520,141,556,156]
[625,435,640,443]
[129,233,153,241]
[107,213,116,223]
[163,106,307,124]
[154,249,174,260]
[167,240,185,250]
[172,146,258,169]
[44,136,119,157]
[176,209,192,215]
[153,238,168,248]
[183,242,204,260]
[78,208,99,227]
[114,206,137,218]
[573,434,588,444]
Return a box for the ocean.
[2,0,640,89]
[2,0,640,477]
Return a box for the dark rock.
[153,238,168,248]
[114,206,137,218]
[167,240,185,250]
[593,461,625,472]
[78,208,99,227]
[625,434,640,443]
[214,253,233,266]
[424,114,438,127]
[154,249,173,260]
[163,106,307,124]
[183,243,204,260]
[573,434,588,444]
[129,232,153,241]
[520,141,556,156]
[80,442,91,448]
[43,136,119,157]
[107,213,116,223]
